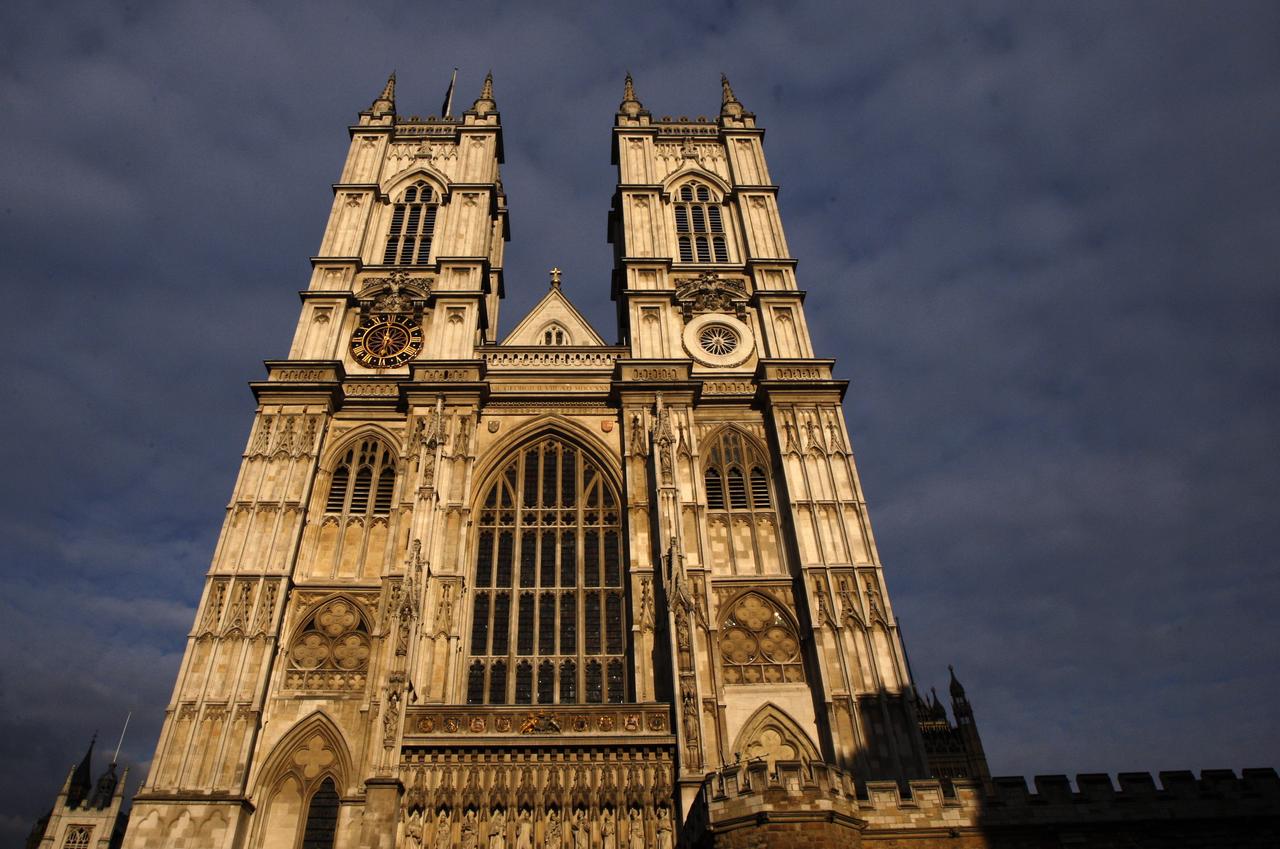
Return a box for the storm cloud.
[1,1,1278,842]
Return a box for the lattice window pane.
[585,660,602,703]
[301,778,339,849]
[517,593,534,655]
[560,594,576,653]
[606,593,623,654]
[603,530,620,586]
[560,531,576,587]
[607,659,625,704]
[496,532,514,587]
[515,662,533,704]
[560,660,577,702]
[540,530,557,586]
[467,661,485,704]
[585,593,601,654]
[491,593,510,655]
[489,660,507,703]
[539,593,556,654]
[584,530,600,588]
[537,661,555,703]
[470,596,489,655]
[519,530,536,588]
[476,530,494,587]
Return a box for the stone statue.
[571,808,589,849]
[433,810,451,849]
[601,807,617,849]
[655,808,673,849]
[545,808,562,849]
[489,809,506,849]
[404,812,424,849]
[515,809,533,849]
[461,809,478,849]
[627,807,645,849]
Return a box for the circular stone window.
[682,313,755,367]
[699,324,739,356]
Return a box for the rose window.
[287,598,372,691]
[699,324,739,356]
[718,593,805,685]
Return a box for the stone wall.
[685,759,1280,848]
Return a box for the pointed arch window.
[382,181,438,266]
[468,436,628,704]
[301,777,339,849]
[324,439,396,516]
[541,323,570,345]
[703,429,773,512]
[674,181,729,264]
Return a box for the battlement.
[687,761,1280,847]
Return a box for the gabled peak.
[949,664,967,700]
[500,270,607,347]
[472,70,497,115]
[371,71,396,115]
[619,72,646,118]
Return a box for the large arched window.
[674,181,728,264]
[467,436,627,705]
[324,439,396,516]
[300,777,339,849]
[703,429,772,512]
[382,181,438,266]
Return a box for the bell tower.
[608,73,929,812]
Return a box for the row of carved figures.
[401,804,674,849]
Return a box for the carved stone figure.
[489,808,506,849]
[515,809,533,849]
[571,808,588,849]
[627,808,645,849]
[461,809,478,849]
[545,809,561,849]
[433,810,451,849]
[404,812,424,849]
[601,807,617,849]
[655,808,673,849]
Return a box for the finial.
[720,73,745,118]
[549,267,562,289]
[948,664,967,699]
[619,71,644,117]
[371,71,396,114]
[472,70,496,115]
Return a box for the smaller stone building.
[29,738,129,849]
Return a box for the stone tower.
[32,737,129,849]
[119,72,931,849]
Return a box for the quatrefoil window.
[286,599,372,691]
[718,594,805,685]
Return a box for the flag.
[441,68,457,118]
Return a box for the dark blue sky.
[2,1,1278,842]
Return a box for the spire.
[371,71,396,115]
[619,72,645,117]
[66,734,95,808]
[948,664,967,700]
[720,73,745,118]
[472,70,496,115]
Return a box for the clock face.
[350,315,423,368]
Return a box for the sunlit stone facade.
[112,74,1279,849]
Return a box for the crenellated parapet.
[685,760,1280,847]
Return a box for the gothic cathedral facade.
[120,73,931,849]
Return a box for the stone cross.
[549,267,562,289]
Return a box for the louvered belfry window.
[703,429,773,511]
[324,439,396,516]
[467,437,628,705]
[382,181,438,266]
[675,182,728,264]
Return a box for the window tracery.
[62,827,92,849]
[467,436,628,704]
[382,181,438,266]
[324,439,396,516]
[718,593,805,684]
[703,429,771,511]
[285,598,372,691]
[674,181,729,263]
